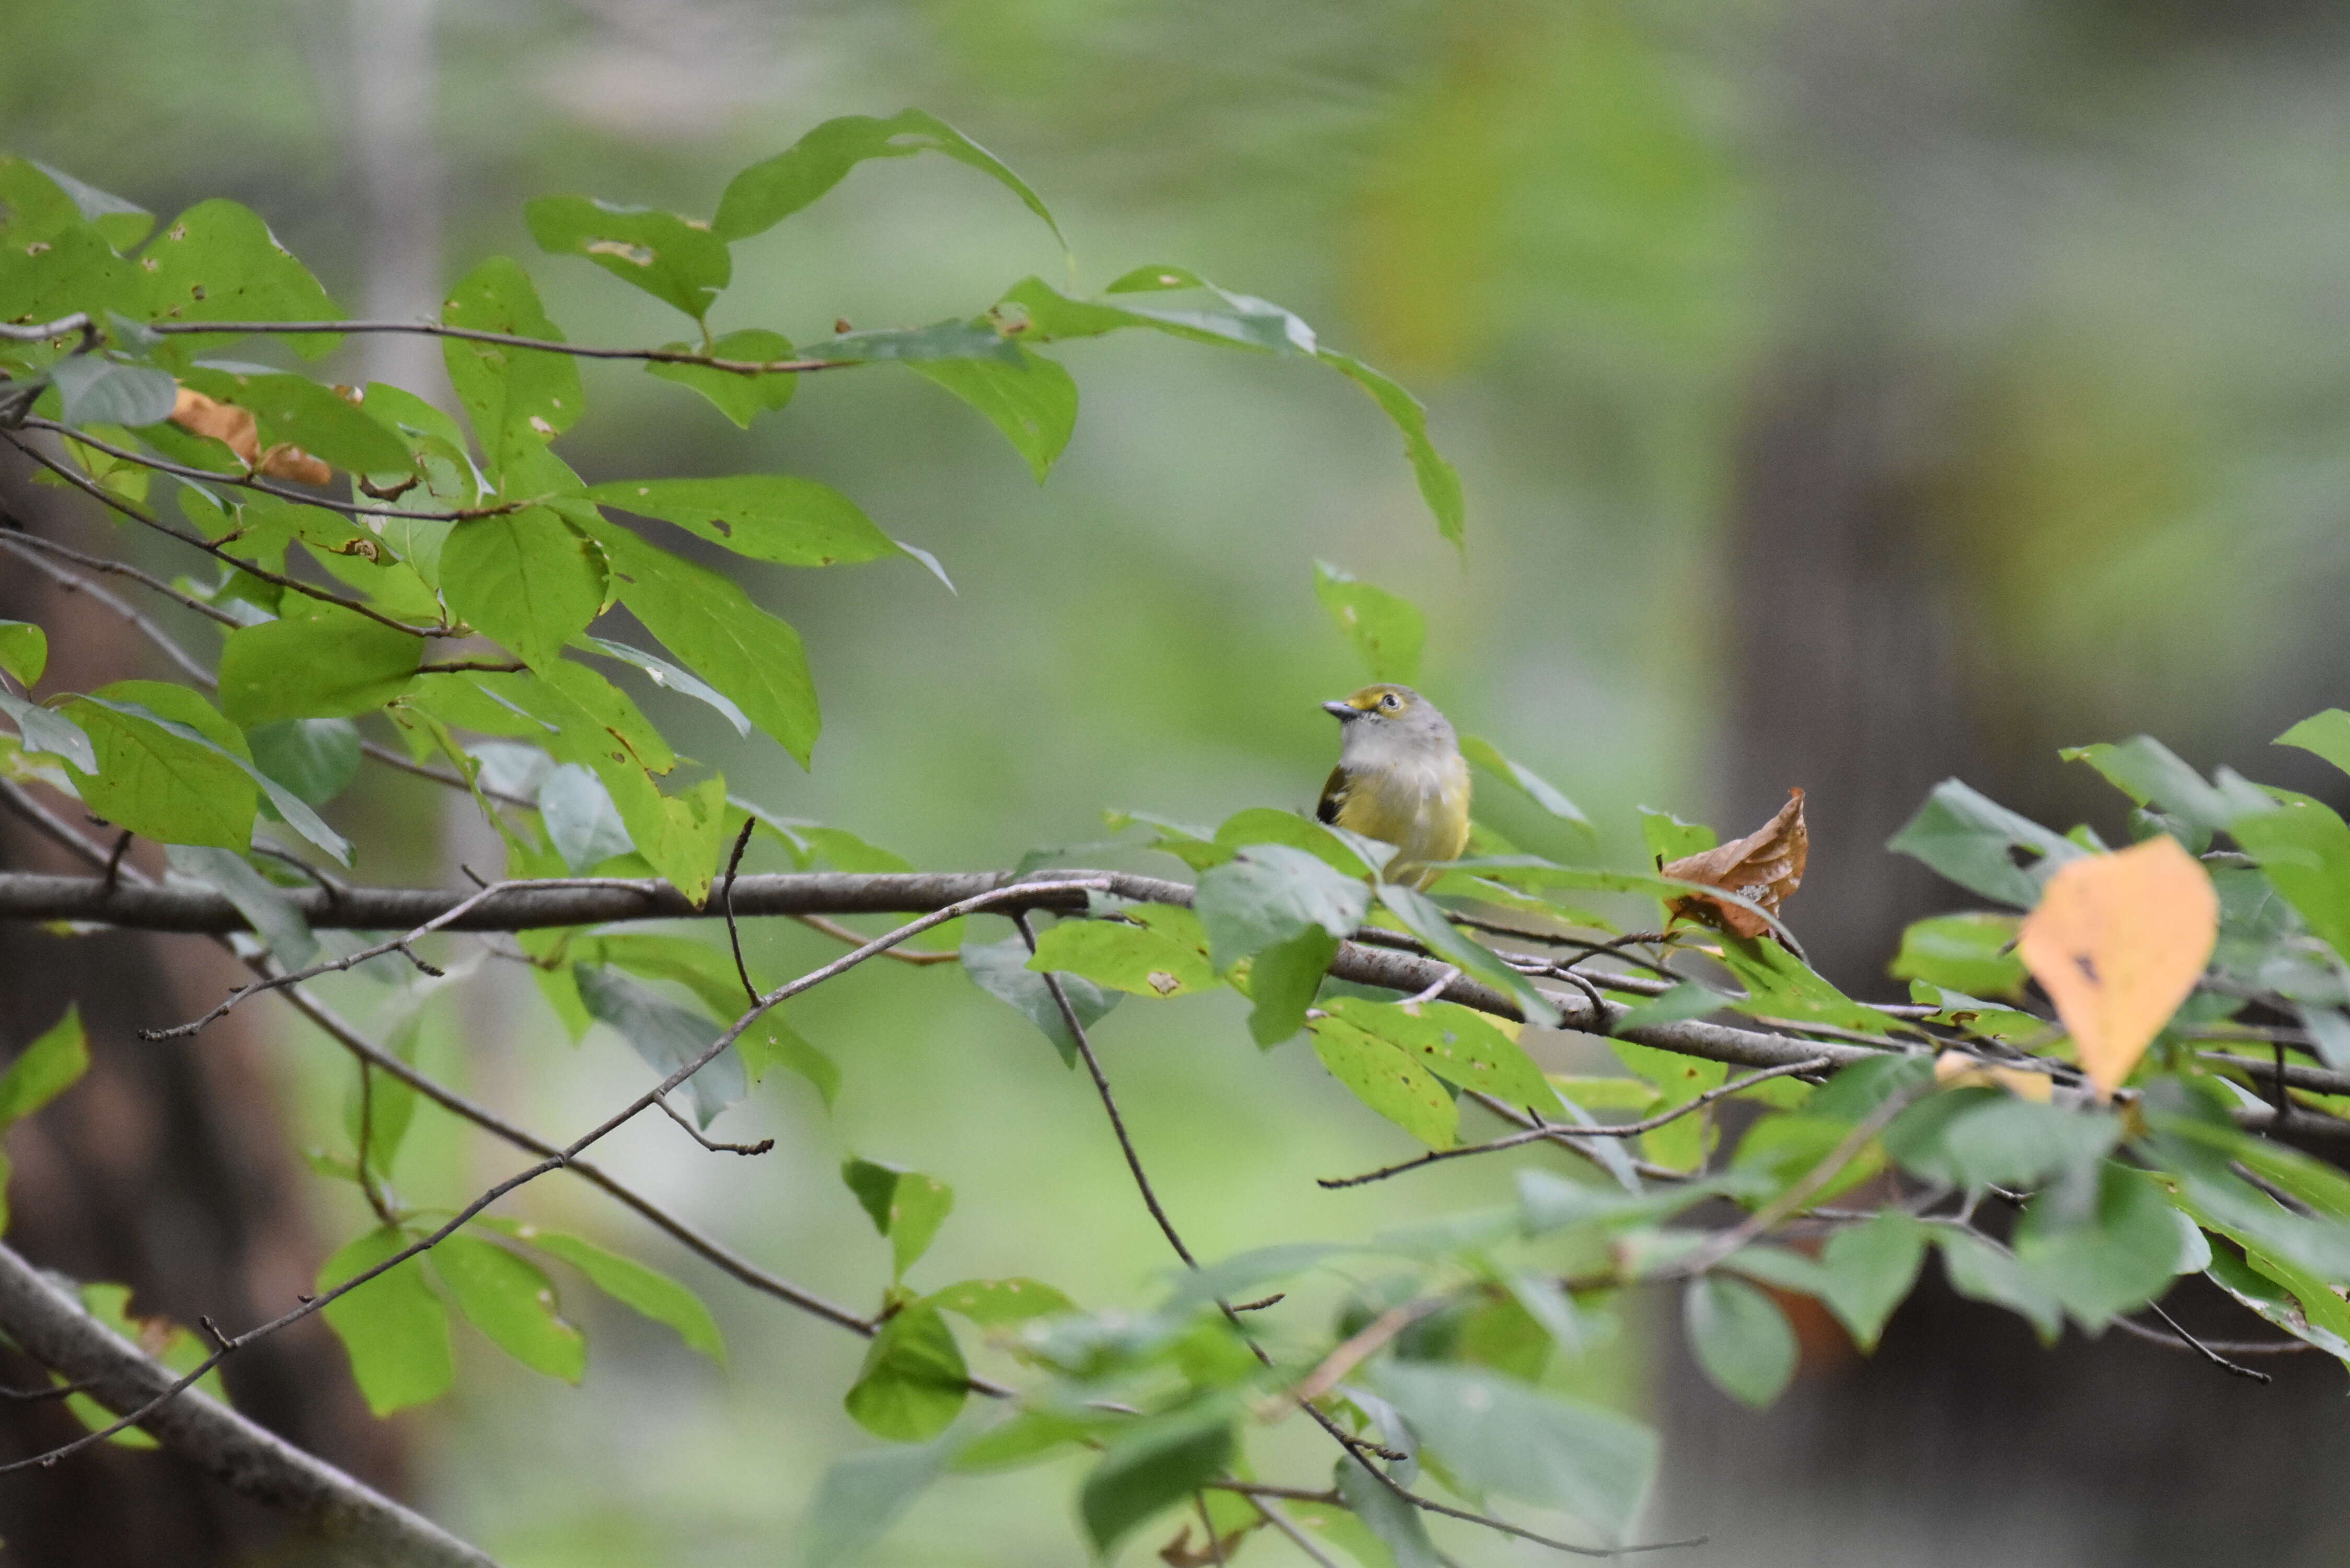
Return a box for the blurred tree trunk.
[0,491,406,1564]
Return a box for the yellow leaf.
[2016,835,2217,1100]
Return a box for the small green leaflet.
[70,691,351,863]
[572,962,747,1127]
[1320,998,1554,1112]
[583,475,899,569]
[2278,709,2350,779]
[0,619,45,686]
[431,1231,586,1383]
[646,328,798,425]
[907,348,1077,483]
[136,198,343,360]
[1639,807,1715,863]
[1078,1414,1235,1556]
[1463,735,1588,826]
[1025,911,1215,998]
[924,1277,1075,1325]
[216,601,421,725]
[0,1005,88,1232]
[483,1219,724,1361]
[48,355,178,426]
[441,256,583,479]
[1886,778,2086,908]
[526,196,730,321]
[842,1157,954,1279]
[712,108,1067,256]
[441,509,606,674]
[789,1431,958,1568]
[246,717,362,806]
[961,933,1121,1068]
[1683,1276,1797,1408]
[317,1227,454,1416]
[1306,1013,1458,1148]
[844,1302,967,1442]
[0,689,95,773]
[1194,843,1372,972]
[1314,560,1424,685]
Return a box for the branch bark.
[0,1242,498,1567]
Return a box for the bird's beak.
[1322,700,1358,721]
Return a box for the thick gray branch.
[0,1242,497,1567]
[1,870,2336,1124]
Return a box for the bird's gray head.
[1321,684,1457,763]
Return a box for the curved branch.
[144,317,845,375]
[0,1242,498,1566]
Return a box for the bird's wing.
[1315,765,1349,825]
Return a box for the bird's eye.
[1379,693,1400,711]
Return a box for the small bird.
[1317,684,1472,887]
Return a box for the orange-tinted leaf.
[168,385,332,485]
[1663,788,1807,939]
[2015,835,2217,1100]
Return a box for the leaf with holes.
[526,196,730,321]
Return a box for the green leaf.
[175,365,413,476]
[48,355,178,426]
[0,620,45,687]
[1639,808,1717,863]
[431,1231,586,1383]
[2207,1246,2350,1369]
[646,329,799,425]
[136,199,342,359]
[487,1220,723,1361]
[2012,1165,2193,1330]
[62,682,255,849]
[1332,1455,1440,1568]
[440,256,583,478]
[1934,1229,2062,1343]
[1377,883,1562,1028]
[582,635,752,736]
[0,1006,88,1133]
[1887,779,2086,908]
[584,475,898,568]
[218,601,421,725]
[1305,1013,1459,1148]
[800,319,1022,365]
[1373,1362,1657,1542]
[2277,709,2350,778]
[538,763,635,872]
[245,717,361,807]
[841,1157,954,1279]
[1213,806,1384,876]
[575,521,819,764]
[1195,844,1372,971]
[1886,1093,2120,1191]
[2058,736,2256,839]
[1711,935,1885,1034]
[905,348,1077,482]
[597,768,728,904]
[0,689,96,773]
[1461,736,1587,827]
[961,933,1120,1068]
[843,1303,968,1442]
[1313,561,1425,684]
[163,844,316,967]
[713,109,1066,253]
[2229,791,2350,962]
[525,196,730,321]
[318,1228,453,1415]
[740,1013,840,1108]
[1316,351,1466,549]
[441,508,606,673]
[791,1434,957,1568]
[1000,272,1315,355]
[1607,1037,1727,1172]
[1243,926,1341,1046]
[25,158,151,249]
[1887,913,2025,997]
[68,688,350,863]
[1078,1413,1235,1556]
[1684,1275,1797,1408]
[1816,1212,1928,1352]
[1321,998,1554,1112]
[1026,915,1215,998]
[924,1277,1076,1325]
[573,963,745,1126]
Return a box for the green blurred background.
[12,1,2350,1563]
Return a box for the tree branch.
[143,316,848,374]
[0,1241,499,1566]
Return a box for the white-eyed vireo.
[1317,684,1471,887]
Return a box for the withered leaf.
[1159,1522,1254,1567]
[168,385,333,487]
[1661,788,1807,940]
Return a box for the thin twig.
[1248,1495,1345,1568]
[145,316,848,374]
[2107,1315,2315,1357]
[720,817,759,1008]
[22,418,521,525]
[0,527,225,689]
[2,429,448,637]
[356,739,536,809]
[1319,1056,1833,1190]
[653,1091,773,1156]
[0,312,96,345]
[2130,1303,2276,1382]
[794,911,961,964]
[0,520,240,628]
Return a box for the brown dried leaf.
[167,386,333,486]
[1661,788,1807,939]
[1159,1523,1252,1567]
[2016,834,2217,1100]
